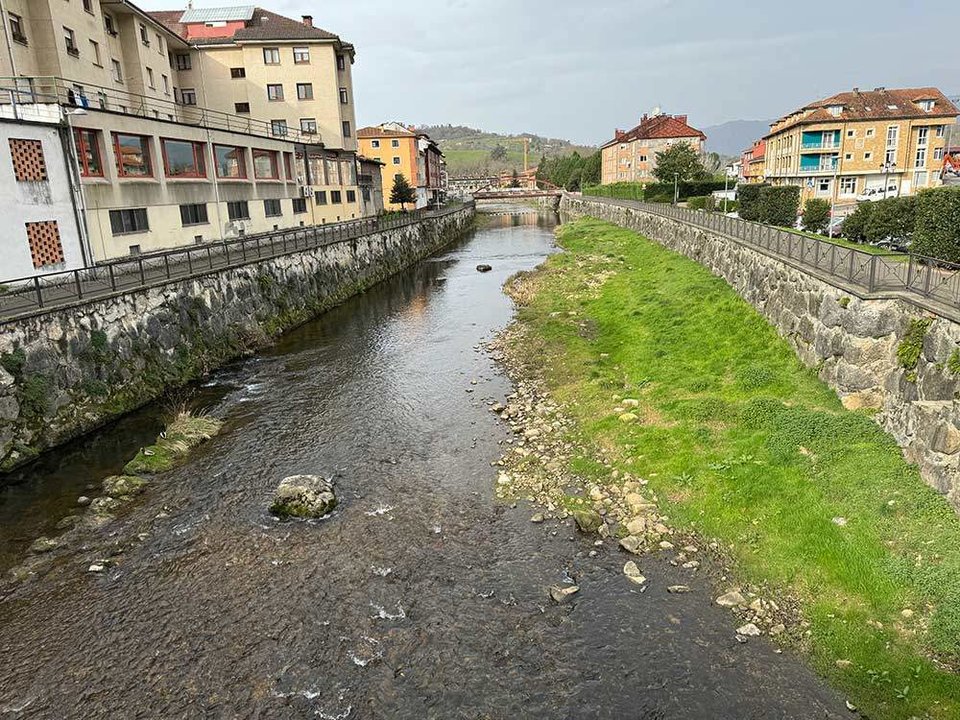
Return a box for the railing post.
[868,255,877,292]
[34,276,43,308]
[208,246,214,269]
[923,262,932,296]
[905,255,914,289]
[164,254,171,280]
[848,247,855,282]
[74,269,83,300]
[109,263,117,292]
[187,248,193,275]
[256,235,262,258]
[138,257,145,285]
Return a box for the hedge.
[737,183,767,221]
[760,186,801,227]
[584,179,731,202]
[912,186,960,262]
[802,198,831,233]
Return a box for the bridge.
[472,188,562,201]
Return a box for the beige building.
[764,87,960,207]
[0,1,368,260]
[601,113,706,185]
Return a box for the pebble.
[736,622,762,637]
[667,585,691,594]
[716,590,747,608]
[77,496,91,507]
[530,513,544,523]
[88,564,106,573]
[619,536,643,554]
[658,541,674,550]
[623,561,646,585]
[550,584,580,603]
[682,560,700,569]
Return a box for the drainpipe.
[59,110,95,267]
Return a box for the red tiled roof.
[149,8,341,44]
[768,87,959,136]
[602,114,705,148]
[357,125,417,138]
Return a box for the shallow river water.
[0,207,850,719]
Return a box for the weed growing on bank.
[125,409,223,475]
[505,217,960,719]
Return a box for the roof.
[357,123,418,139]
[180,6,255,23]
[768,87,960,137]
[149,7,342,44]
[602,114,706,148]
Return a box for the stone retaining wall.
[0,207,475,473]
[562,196,960,509]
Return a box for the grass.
[786,227,908,259]
[124,410,223,475]
[506,217,960,719]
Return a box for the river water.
[0,206,849,719]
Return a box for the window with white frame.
[917,126,929,147]
[839,176,856,195]
[916,147,927,168]
[886,125,899,148]
[111,59,123,82]
[914,170,928,187]
[935,147,945,161]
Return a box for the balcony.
[799,163,839,174]
[0,75,320,145]
[800,141,841,152]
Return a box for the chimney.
[676,115,688,125]
[302,15,313,27]
[641,113,648,122]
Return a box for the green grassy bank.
[506,217,960,718]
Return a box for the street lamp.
[880,160,897,199]
[673,173,679,205]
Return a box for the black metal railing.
[574,196,960,317]
[0,202,474,323]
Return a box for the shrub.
[687,196,710,210]
[759,185,800,227]
[738,184,767,221]
[841,202,874,242]
[864,196,916,243]
[802,199,831,234]
[912,186,960,262]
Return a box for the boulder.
[716,589,747,608]
[476,264,493,273]
[103,475,147,498]
[572,509,603,533]
[549,584,579,603]
[271,475,337,519]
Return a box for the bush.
[802,199,831,234]
[864,196,916,243]
[759,185,800,227]
[585,179,731,203]
[583,182,646,201]
[738,184,767,221]
[687,196,710,210]
[841,202,874,242]
[912,186,960,262]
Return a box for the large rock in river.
[271,475,337,519]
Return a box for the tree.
[390,173,416,211]
[864,196,917,243]
[802,199,831,234]
[841,202,874,242]
[652,142,707,184]
[737,184,767,222]
[489,144,508,161]
[509,169,520,188]
[581,151,602,186]
[758,186,800,227]
[911,186,960,261]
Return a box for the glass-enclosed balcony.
[801,129,841,152]
[799,153,839,173]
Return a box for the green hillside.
[418,124,596,178]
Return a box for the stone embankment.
[0,206,475,473]
[561,195,960,508]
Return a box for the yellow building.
[764,87,959,208]
[357,123,421,210]
[600,113,706,185]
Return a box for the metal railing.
[0,76,318,144]
[0,202,474,323]
[574,196,960,317]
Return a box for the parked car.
[856,185,899,202]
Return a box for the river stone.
[716,589,747,608]
[572,509,603,533]
[737,622,762,637]
[103,475,147,497]
[623,561,646,585]
[90,496,122,516]
[476,264,492,273]
[30,536,59,554]
[271,475,337,519]
[549,584,579,603]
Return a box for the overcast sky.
[138,0,959,145]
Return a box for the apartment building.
[740,139,766,184]
[0,1,367,261]
[357,123,445,210]
[764,87,960,206]
[600,112,706,185]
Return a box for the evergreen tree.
[390,173,416,211]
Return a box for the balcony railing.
[800,141,840,151]
[0,76,319,145]
[799,163,839,174]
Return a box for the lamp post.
[673,173,679,205]
[880,160,897,199]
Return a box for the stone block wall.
[0,207,474,473]
[562,196,960,509]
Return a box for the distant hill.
[702,120,771,156]
[417,124,596,178]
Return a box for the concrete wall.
[562,196,960,510]
[0,118,86,281]
[0,205,474,473]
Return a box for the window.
[156,34,163,52]
[292,197,307,214]
[263,48,280,65]
[146,68,155,89]
[89,40,101,66]
[866,128,875,138]
[864,152,873,161]
[914,170,928,188]
[391,139,400,148]
[283,153,293,180]
[104,13,116,35]
[339,87,348,104]
[161,75,169,94]
[886,125,899,148]
[8,13,26,44]
[253,149,279,179]
[371,139,380,149]
[230,67,245,79]
[884,149,896,164]
[918,99,935,112]
[392,156,401,165]
[231,103,249,115]
[139,23,149,46]
[817,177,831,193]
[846,129,855,138]
[63,27,78,56]
[74,129,103,177]
[179,203,208,226]
[300,118,317,135]
[271,120,288,137]
[331,190,342,203]
[113,134,152,177]
[180,88,197,106]
[264,199,282,217]
[175,54,191,71]
[128,244,142,255]
[315,190,327,205]
[935,147,945,161]
[227,201,250,220]
[297,83,313,100]
[336,54,345,71]
[109,208,149,235]
[827,105,843,117]
[111,59,123,83]
[936,125,946,138]
[346,190,356,203]
[844,153,852,161]
[214,145,246,178]
[162,139,206,178]
[267,84,283,101]
[840,177,857,195]
[293,47,310,64]
[916,147,927,168]
[342,121,351,138]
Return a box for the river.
[0,206,848,718]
